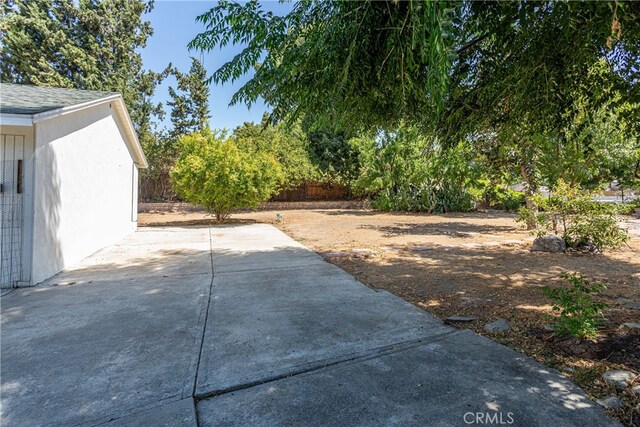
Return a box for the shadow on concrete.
[140,218,258,228]
[0,224,623,426]
[0,229,212,426]
[197,329,613,426]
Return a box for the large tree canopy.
[441,1,640,211]
[189,0,454,130]
[190,0,640,133]
[443,1,640,139]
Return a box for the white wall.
[31,102,138,283]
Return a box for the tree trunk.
[520,162,537,230]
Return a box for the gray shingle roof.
[0,83,117,115]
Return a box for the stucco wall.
[32,102,138,283]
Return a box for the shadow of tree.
[140,218,258,227]
[1,229,215,426]
[319,209,519,220]
[1,224,627,426]
[327,244,640,369]
[359,221,518,238]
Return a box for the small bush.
[566,215,629,250]
[542,273,607,339]
[517,180,629,251]
[614,198,640,215]
[483,186,526,212]
[171,130,284,221]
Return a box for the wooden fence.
[270,181,351,201]
[139,172,178,202]
[140,176,351,203]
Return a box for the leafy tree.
[441,2,640,224]
[353,127,482,213]
[142,58,212,201]
[171,131,283,221]
[189,0,454,130]
[139,129,178,201]
[517,180,629,252]
[538,100,640,191]
[445,2,640,134]
[190,0,640,135]
[305,130,362,187]
[232,120,316,190]
[190,0,640,218]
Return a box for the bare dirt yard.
[140,205,640,425]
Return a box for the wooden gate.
[0,134,26,288]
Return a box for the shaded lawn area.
[140,206,640,425]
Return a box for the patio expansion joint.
[191,226,216,408]
[210,260,327,276]
[193,328,463,402]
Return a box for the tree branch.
[456,33,489,54]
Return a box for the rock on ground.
[531,235,566,252]
[351,248,376,258]
[325,249,375,259]
[484,319,511,333]
[616,297,640,309]
[596,396,623,409]
[618,322,640,334]
[602,370,637,391]
[445,316,477,323]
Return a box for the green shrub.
[306,129,363,187]
[353,128,482,213]
[483,186,526,212]
[614,198,640,215]
[542,273,607,339]
[517,180,629,251]
[171,130,284,221]
[566,215,629,251]
[233,122,318,190]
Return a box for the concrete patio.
[0,225,616,426]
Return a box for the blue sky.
[141,1,292,131]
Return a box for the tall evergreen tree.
[0,0,164,141]
[166,57,211,138]
[140,57,211,201]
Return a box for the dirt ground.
[140,206,640,425]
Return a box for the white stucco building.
[0,83,147,288]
